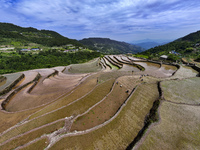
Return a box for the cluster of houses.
[160,50,181,60]
[63,46,85,53]
[21,48,40,52]
[63,49,79,53]
[169,50,181,55]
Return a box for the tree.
[167,54,178,61]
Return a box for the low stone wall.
[27,73,41,93]
[0,73,25,96]
[0,76,6,83]
[1,73,41,110]
[104,56,122,69]
[127,81,162,149]
[108,56,123,67]
[114,56,145,71]
[181,58,200,76]
[102,57,112,69]
[47,70,59,78]
[191,65,200,77]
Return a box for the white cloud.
[0,0,200,41]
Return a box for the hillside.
[139,30,200,61]
[0,55,200,149]
[0,22,83,47]
[176,30,200,42]
[79,38,144,54]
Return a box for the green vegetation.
[137,30,200,62]
[0,50,101,74]
[1,22,200,150]
[133,54,149,59]
[79,38,143,54]
[0,23,83,47]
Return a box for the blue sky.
[0,0,200,42]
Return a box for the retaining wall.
[1,73,41,110]
[104,56,122,69]
[114,56,145,71]
[0,73,25,96]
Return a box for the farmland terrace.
[0,55,199,150]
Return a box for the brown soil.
[70,81,130,131]
[5,71,86,112]
[49,83,159,150]
[0,56,191,150]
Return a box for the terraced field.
[0,55,199,150]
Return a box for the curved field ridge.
[64,58,102,74]
[48,83,159,149]
[4,69,87,112]
[0,73,24,96]
[0,56,199,150]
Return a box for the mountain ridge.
[79,37,144,54]
[139,30,200,61]
[0,22,83,47]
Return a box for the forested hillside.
[0,50,101,74]
[139,30,200,61]
[0,22,83,47]
[79,38,144,54]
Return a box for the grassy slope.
[162,77,200,104]
[169,65,198,79]
[0,79,115,144]
[19,137,49,150]
[70,81,130,131]
[49,83,159,150]
[29,73,99,119]
[1,55,200,150]
[137,101,200,150]
[5,72,84,112]
[67,58,102,73]
[0,121,64,150]
[0,73,23,93]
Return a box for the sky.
[0,0,200,43]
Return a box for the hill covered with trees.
[0,23,102,74]
[0,49,101,74]
[0,22,83,47]
[138,30,200,61]
[79,38,144,54]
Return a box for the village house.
[160,55,168,60]
[169,50,180,55]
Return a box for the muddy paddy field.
[0,55,199,150]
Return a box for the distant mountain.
[130,39,172,50]
[0,22,83,47]
[134,42,168,50]
[141,30,200,56]
[132,39,172,44]
[79,38,144,54]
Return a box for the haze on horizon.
[0,0,200,43]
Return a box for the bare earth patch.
[161,77,200,105]
[0,55,199,150]
[136,101,200,150]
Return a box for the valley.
[0,55,199,149]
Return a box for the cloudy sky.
[0,0,200,42]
